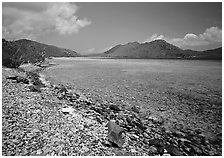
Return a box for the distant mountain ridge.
[101,40,222,60]
[2,38,80,67]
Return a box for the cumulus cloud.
[170,27,221,47]
[199,26,222,42]
[145,34,165,42]
[145,27,222,48]
[2,2,91,39]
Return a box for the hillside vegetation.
[2,39,80,68]
[102,40,222,59]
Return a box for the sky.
[2,2,222,54]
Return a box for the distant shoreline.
[51,56,222,61]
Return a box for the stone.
[148,138,165,155]
[61,107,74,114]
[148,115,164,125]
[7,75,29,84]
[109,104,121,112]
[6,76,18,80]
[165,144,184,156]
[90,107,104,115]
[172,131,186,138]
[28,85,41,93]
[148,146,157,154]
[151,139,164,146]
[133,120,147,131]
[106,120,125,148]
[131,105,140,113]
[130,148,137,153]
[32,78,45,87]
[184,142,202,155]
[58,86,68,94]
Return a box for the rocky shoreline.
[2,65,222,156]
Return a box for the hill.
[2,39,80,68]
[184,47,222,60]
[101,40,222,59]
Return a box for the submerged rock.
[106,120,125,148]
[109,104,121,112]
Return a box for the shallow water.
[44,57,222,133]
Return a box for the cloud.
[199,26,222,42]
[145,34,165,42]
[145,27,222,48]
[170,33,209,46]
[85,48,96,53]
[2,2,91,39]
[170,27,221,47]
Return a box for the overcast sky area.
[2,2,222,54]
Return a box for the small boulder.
[172,130,186,138]
[148,115,164,125]
[32,78,45,87]
[109,104,121,112]
[58,86,68,94]
[28,85,41,93]
[106,120,125,148]
[90,107,104,115]
[148,138,165,147]
[6,76,18,80]
[133,120,147,131]
[7,75,29,84]
[148,146,158,154]
[131,105,140,113]
[61,107,74,114]
[165,144,184,156]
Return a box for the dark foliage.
[2,38,80,68]
[102,39,222,60]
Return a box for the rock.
[6,76,18,80]
[184,142,203,155]
[130,148,137,153]
[90,107,104,115]
[84,100,92,106]
[7,75,29,84]
[148,146,158,154]
[101,140,112,147]
[158,107,167,112]
[132,134,139,139]
[109,104,121,112]
[96,116,103,124]
[106,120,125,148]
[61,107,74,114]
[131,105,140,113]
[58,86,68,94]
[148,138,165,146]
[133,120,147,131]
[32,78,45,87]
[204,132,221,145]
[165,144,184,156]
[148,138,165,155]
[148,115,164,125]
[28,85,41,93]
[172,131,186,138]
